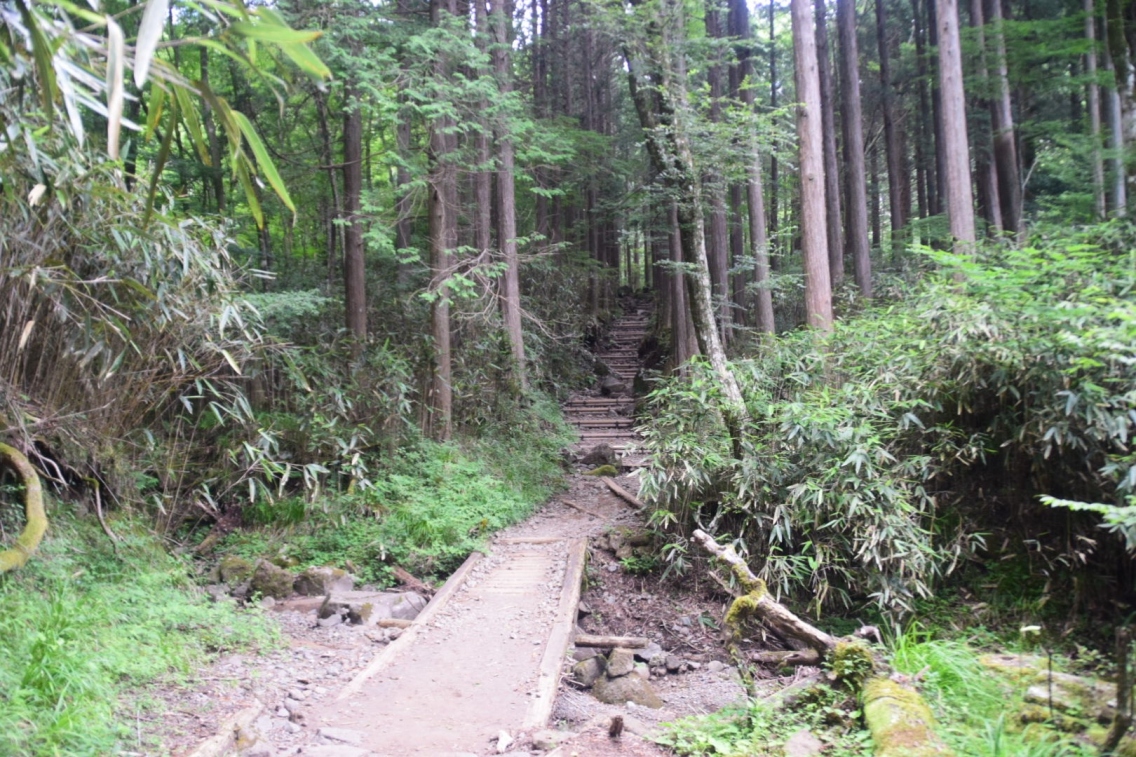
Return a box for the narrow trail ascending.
[290,307,652,757]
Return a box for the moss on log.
[862,677,955,757]
[0,442,47,573]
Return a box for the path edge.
[523,537,588,729]
[335,549,485,702]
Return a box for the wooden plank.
[495,536,564,544]
[336,550,484,701]
[524,538,588,729]
[574,633,649,649]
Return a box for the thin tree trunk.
[875,0,906,257]
[769,0,780,263]
[343,82,367,347]
[1104,7,1128,215]
[428,0,456,441]
[624,0,749,451]
[837,0,872,297]
[706,6,731,345]
[670,204,699,367]
[792,0,834,330]
[988,0,1023,237]
[316,90,343,288]
[1087,0,1106,219]
[928,0,948,215]
[912,0,934,217]
[491,0,527,387]
[732,0,775,334]
[815,0,845,286]
[938,0,978,251]
[969,0,1003,232]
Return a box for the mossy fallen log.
[862,677,955,757]
[0,442,47,573]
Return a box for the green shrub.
[641,229,1136,615]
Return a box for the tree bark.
[793,0,834,329]
[837,0,872,297]
[987,0,1023,237]
[969,0,1004,232]
[670,203,699,367]
[490,0,527,388]
[815,0,845,287]
[1087,0,1107,220]
[937,0,978,251]
[706,6,731,345]
[623,0,749,451]
[769,0,780,262]
[928,0,948,215]
[1104,8,1128,215]
[875,0,906,256]
[343,81,368,347]
[428,0,457,441]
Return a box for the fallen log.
[691,529,836,654]
[751,649,822,667]
[692,529,955,757]
[601,477,645,509]
[574,632,649,649]
[376,618,414,629]
[862,677,954,757]
[0,443,47,573]
[393,566,434,596]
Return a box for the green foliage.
[657,685,873,756]
[0,510,278,756]
[891,629,1096,756]
[222,401,571,582]
[641,229,1136,615]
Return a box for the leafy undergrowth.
[657,630,1100,757]
[0,512,279,756]
[220,394,575,584]
[890,631,1097,757]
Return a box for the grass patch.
[891,629,1098,757]
[0,510,279,756]
[221,393,574,584]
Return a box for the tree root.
[0,442,47,573]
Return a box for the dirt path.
[165,306,755,757]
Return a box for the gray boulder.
[251,559,295,599]
[600,376,628,396]
[319,591,427,625]
[294,566,355,596]
[579,444,618,468]
[573,657,606,687]
[592,674,664,708]
[606,648,637,678]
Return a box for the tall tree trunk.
[969,0,1003,232]
[837,0,872,297]
[1104,5,1128,215]
[928,0,948,215]
[1087,0,1107,219]
[670,203,699,368]
[732,0,775,334]
[624,0,749,451]
[490,0,527,388]
[875,0,906,257]
[706,6,731,345]
[769,0,780,263]
[792,0,834,330]
[316,90,343,288]
[428,0,457,441]
[938,0,978,251]
[473,0,494,263]
[343,81,367,347]
[988,0,1023,237]
[911,0,935,217]
[815,0,845,286]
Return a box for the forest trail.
[269,308,654,756]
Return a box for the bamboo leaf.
[133,0,169,88]
[235,160,264,227]
[232,109,295,213]
[220,349,242,375]
[106,16,125,159]
[278,42,331,79]
[144,92,176,226]
[228,21,320,44]
[16,0,57,121]
[173,86,210,164]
